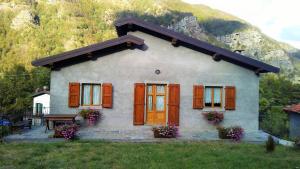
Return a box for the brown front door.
[146,84,167,125]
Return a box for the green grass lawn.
[0,141,299,169]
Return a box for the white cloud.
[183,0,300,49]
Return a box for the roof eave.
[32,35,145,67]
[115,18,280,74]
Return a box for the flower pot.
[54,129,64,138]
[153,129,176,138]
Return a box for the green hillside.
[0,0,299,80]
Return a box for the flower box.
[55,124,78,140]
[217,126,244,141]
[54,129,64,138]
[152,125,178,138]
[78,109,102,126]
[203,112,224,125]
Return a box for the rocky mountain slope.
[0,0,299,81]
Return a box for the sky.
[183,0,300,49]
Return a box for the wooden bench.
[44,114,77,133]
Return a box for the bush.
[152,125,178,138]
[202,112,224,125]
[0,126,10,139]
[266,135,276,152]
[55,124,79,140]
[217,126,244,141]
[294,138,300,149]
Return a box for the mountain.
[0,0,299,81]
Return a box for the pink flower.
[203,112,224,125]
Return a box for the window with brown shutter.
[102,83,113,108]
[81,83,101,106]
[225,86,236,110]
[193,85,204,109]
[204,86,223,108]
[168,84,180,126]
[69,82,80,107]
[133,83,145,125]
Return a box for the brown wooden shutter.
[193,85,204,109]
[168,84,180,126]
[133,83,145,125]
[69,82,80,107]
[225,86,236,110]
[102,83,113,108]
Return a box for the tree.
[0,65,50,115]
[259,74,300,138]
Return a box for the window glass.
[148,96,153,111]
[36,103,43,115]
[93,85,100,105]
[156,85,165,94]
[147,85,152,94]
[83,84,91,105]
[214,87,221,107]
[205,87,212,106]
[156,96,165,111]
[205,86,223,107]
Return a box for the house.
[32,18,279,137]
[283,104,300,138]
[32,88,50,125]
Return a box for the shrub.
[294,138,300,149]
[217,126,244,141]
[152,125,178,138]
[266,135,276,152]
[202,112,224,125]
[0,126,10,139]
[55,124,79,140]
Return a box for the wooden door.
[146,84,167,125]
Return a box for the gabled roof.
[283,104,300,114]
[115,18,279,73]
[32,90,50,97]
[32,35,144,67]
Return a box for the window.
[36,103,43,116]
[82,84,101,106]
[205,86,223,108]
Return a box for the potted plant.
[202,112,224,125]
[217,126,231,139]
[78,109,102,126]
[217,126,244,141]
[79,109,90,119]
[54,123,78,140]
[152,125,178,138]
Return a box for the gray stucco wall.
[289,113,300,138]
[50,31,259,133]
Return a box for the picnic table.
[44,114,77,132]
